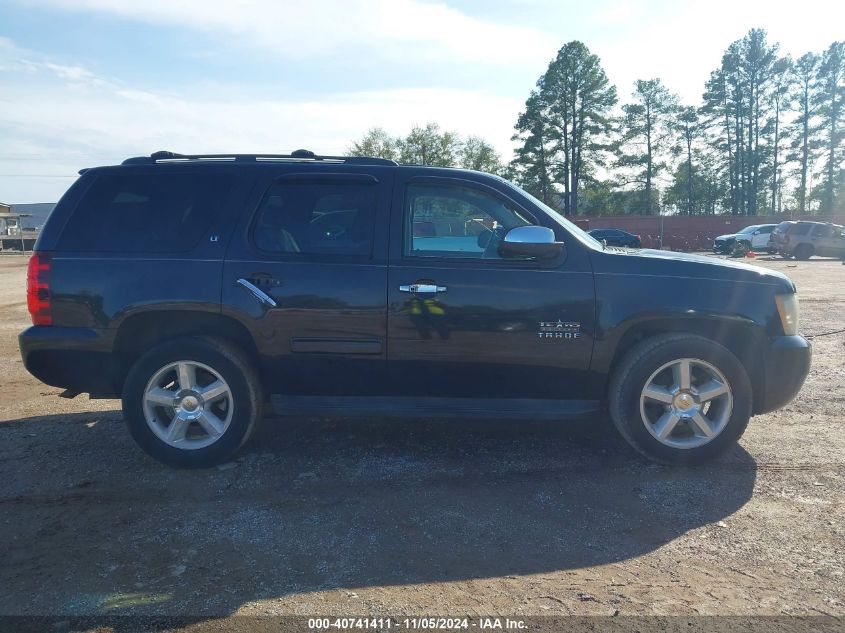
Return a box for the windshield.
[737,225,759,235]
[498,179,604,250]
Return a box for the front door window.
[405,184,535,260]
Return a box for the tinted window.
[59,173,233,253]
[253,179,377,256]
[790,224,811,236]
[758,226,774,234]
[811,224,832,237]
[405,184,534,259]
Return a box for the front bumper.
[19,326,121,397]
[754,335,811,414]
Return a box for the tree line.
[349,29,844,216]
[348,123,503,174]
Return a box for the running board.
[269,396,599,420]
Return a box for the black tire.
[608,333,752,465]
[122,336,262,468]
[730,241,750,258]
[794,244,813,260]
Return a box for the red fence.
[581,214,845,251]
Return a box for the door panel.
[752,230,770,249]
[814,225,845,257]
[386,175,597,400]
[222,169,393,396]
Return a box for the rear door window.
[59,172,234,253]
[252,178,377,257]
[790,224,811,236]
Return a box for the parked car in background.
[771,221,845,260]
[588,228,641,248]
[768,221,795,253]
[713,224,777,256]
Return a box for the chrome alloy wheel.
[639,358,733,449]
[142,361,234,450]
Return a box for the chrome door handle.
[236,278,277,307]
[399,283,447,294]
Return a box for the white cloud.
[43,61,103,85]
[592,0,845,104]
[25,0,559,66]
[0,45,523,201]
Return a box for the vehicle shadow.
[0,410,757,623]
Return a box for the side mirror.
[499,226,565,263]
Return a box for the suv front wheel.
[122,337,262,467]
[608,334,752,464]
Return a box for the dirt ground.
[0,254,843,625]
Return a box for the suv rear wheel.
[608,334,752,464]
[794,243,814,260]
[122,337,262,467]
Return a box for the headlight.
[775,293,799,336]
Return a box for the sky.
[1,0,843,203]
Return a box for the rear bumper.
[19,326,121,397]
[754,335,811,414]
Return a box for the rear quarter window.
[58,172,234,253]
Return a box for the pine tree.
[768,56,793,214]
[814,41,845,213]
[536,41,617,215]
[616,79,679,214]
[787,53,821,214]
[510,90,556,204]
[671,106,705,214]
[703,30,778,215]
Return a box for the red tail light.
[26,252,52,326]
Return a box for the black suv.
[20,151,811,467]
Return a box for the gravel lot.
[0,254,843,625]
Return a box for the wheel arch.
[111,310,260,394]
[601,316,765,413]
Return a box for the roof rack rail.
[121,150,397,167]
